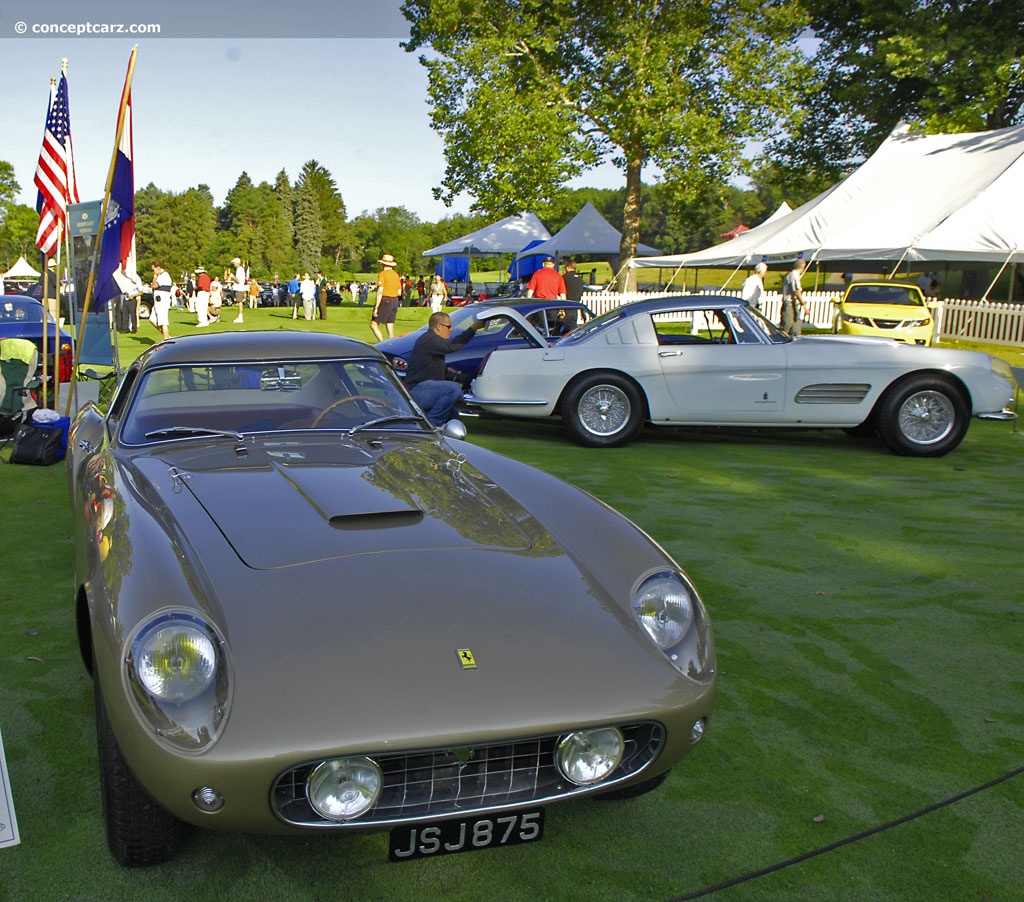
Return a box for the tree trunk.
[618,152,643,292]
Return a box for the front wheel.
[562,373,644,447]
[95,676,183,866]
[876,376,969,457]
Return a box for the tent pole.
[980,251,1016,302]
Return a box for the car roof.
[610,294,740,315]
[471,299,593,312]
[134,330,382,370]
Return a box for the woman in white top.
[429,274,448,313]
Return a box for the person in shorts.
[370,253,402,341]
[149,262,173,340]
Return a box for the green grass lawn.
[2,309,1023,900]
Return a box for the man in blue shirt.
[288,273,301,320]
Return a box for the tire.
[595,769,670,801]
[95,677,183,867]
[562,373,645,448]
[875,375,969,457]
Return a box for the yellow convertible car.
[832,281,934,344]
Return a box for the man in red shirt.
[526,256,566,300]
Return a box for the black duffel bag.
[9,421,65,466]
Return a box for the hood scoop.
[172,440,536,568]
[330,510,424,531]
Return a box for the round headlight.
[307,757,382,821]
[633,572,695,649]
[557,728,624,786]
[133,618,218,703]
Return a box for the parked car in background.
[0,296,73,383]
[465,295,1015,456]
[376,299,595,386]
[258,283,283,307]
[67,330,716,866]
[832,281,935,344]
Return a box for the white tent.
[422,212,551,257]
[2,256,41,280]
[515,202,661,263]
[630,122,1024,271]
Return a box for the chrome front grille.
[794,383,871,404]
[273,722,664,827]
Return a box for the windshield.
[1,299,57,325]
[742,305,792,344]
[555,306,630,346]
[845,285,924,306]
[118,357,425,445]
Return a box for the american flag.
[34,74,79,258]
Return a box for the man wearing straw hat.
[370,253,402,341]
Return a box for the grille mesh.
[273,722,664,827]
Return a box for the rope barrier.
[668,764,1024,900]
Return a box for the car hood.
[841,301,931,319]
[118,437,692,753]
[130,435,541,569]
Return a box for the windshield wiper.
[144,426,245,441]
[346,415,426,436]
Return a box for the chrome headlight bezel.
[306,757,383,821]
[556,728,625,786]
[632,570,714,681]
[123,610,231,753]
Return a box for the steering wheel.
[310,395,379,428]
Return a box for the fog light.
[192,786,224,812]
[556,728,624,786]
[689,719,706,744]
[307,757,382,821]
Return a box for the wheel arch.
[872,368,971,419]
[76,585,94,676]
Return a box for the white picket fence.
[583,289,1024,347]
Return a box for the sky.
[0,0,624,223]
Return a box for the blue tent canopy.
[508,240,547,279]
[435,257,469,282]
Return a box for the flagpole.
[36,77,57,410]
[66,45,137,418]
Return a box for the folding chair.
[72,311,122,412]
[0,337,40,447]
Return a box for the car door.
[652,307,791,423]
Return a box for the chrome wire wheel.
[877,375,968,457]
[897,389,955,445]
[577,383,632,437]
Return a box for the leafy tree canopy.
[776,0,1024,180]
[402,0,811,272]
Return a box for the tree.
[402,0,811,282]
[135,183,217,280]
[776,0,1024,180]
[350,206,427,275]
[296,160,348,266]
[293,178,324,274]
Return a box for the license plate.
[388,809,544,861]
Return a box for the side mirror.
[443,419,467,441]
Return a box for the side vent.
[795,383,871,404]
